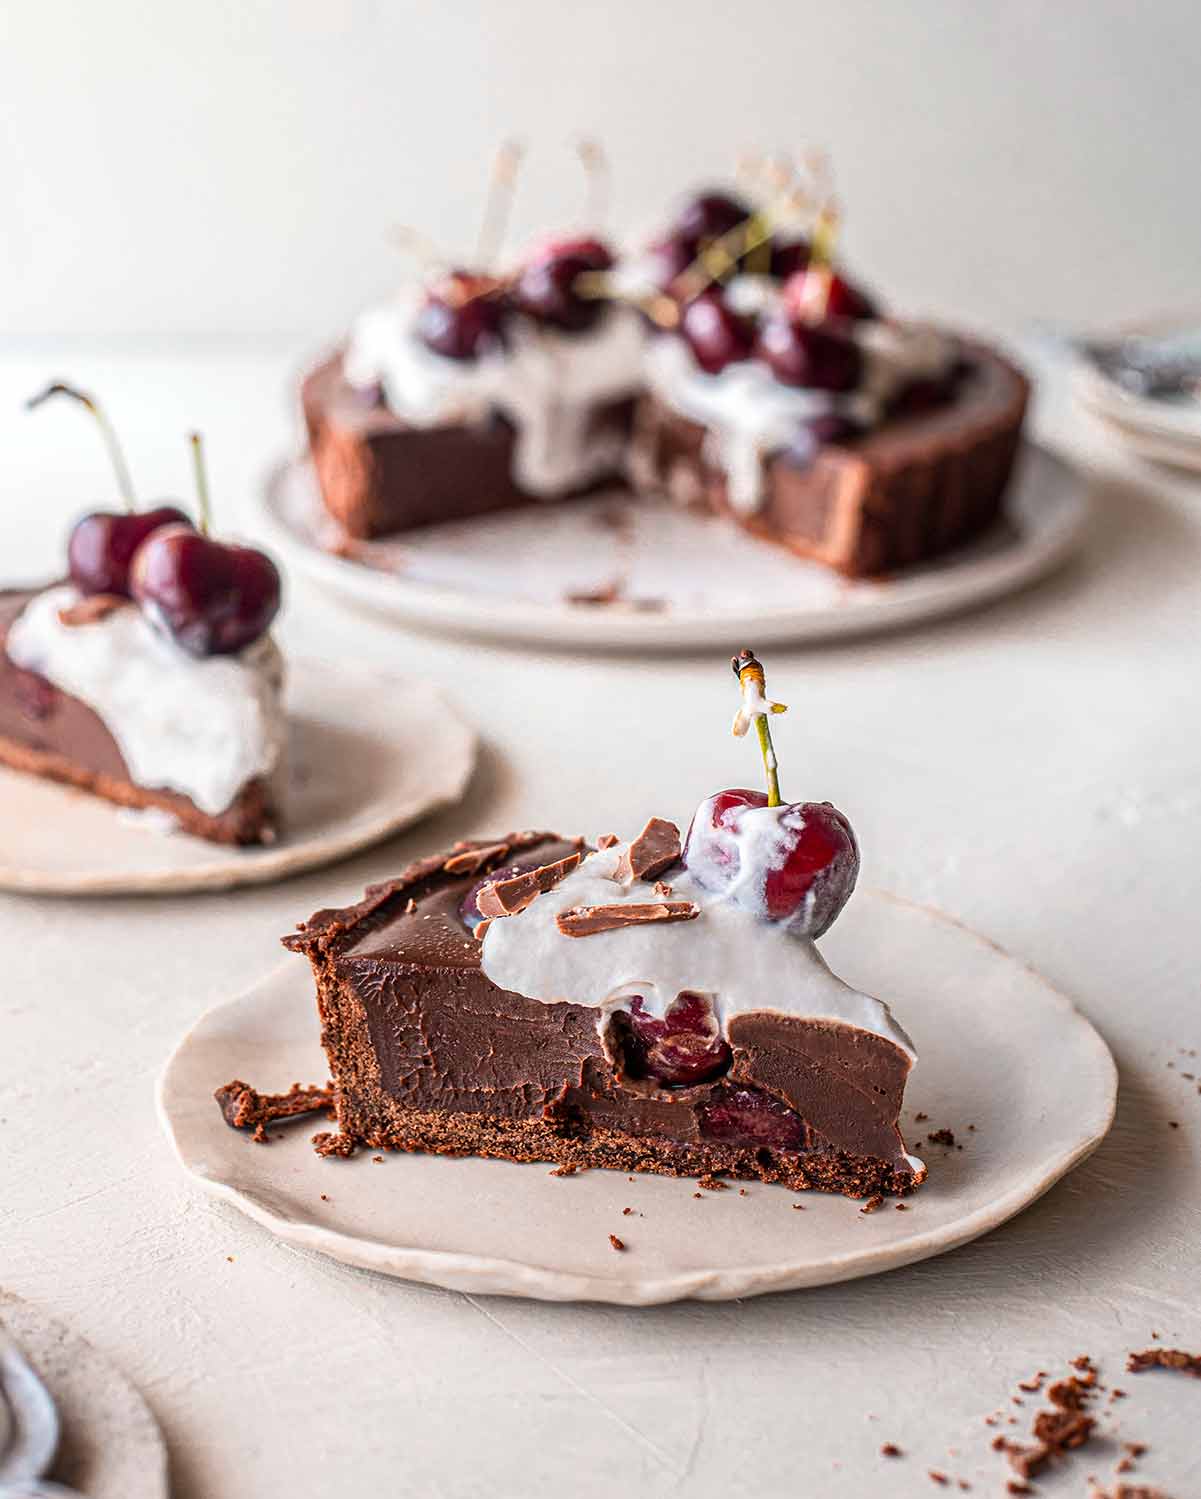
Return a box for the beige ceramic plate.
[0,660,477,895]
[0,1293,167,1499]
[255,445,1090,650]
[158,890,1116,1304]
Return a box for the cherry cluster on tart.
[228,653,925,1200]
[0,385,285,845]
[302,175,1029,580]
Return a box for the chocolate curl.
[556,900,699,937]
[476,851,582,919]
[611,817,682,883]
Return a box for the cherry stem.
[756,713,783,808]
[189,432,212,535]
[732,650,787,807]
[26,381,137,512]
[576,137,610,229]
[675,213,776,304]
[475,139,524,268]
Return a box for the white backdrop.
[3,0,1200,343]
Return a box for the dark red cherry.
[617,993,731,1088]
[769,237,810,280]
[679,291,756,375]
[683,789,859,937]
[783,268,878,322]
[675,191,750,246]
[756,315,862,391]
[697,1083,806,1150]
[130,524,281,657]
[513,238,614,332]
[417,271,506,361]
[67,505,192,598]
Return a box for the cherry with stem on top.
[26,381,191,597]
[683,649,859,937]
[129,432,281,657]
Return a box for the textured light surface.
[4,337,1201,1496]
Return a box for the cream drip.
[6,585,286,817]
[344,295,647,498]
[481,837,915,1057]
[643,319,958,514]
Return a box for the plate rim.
[1073,360,1201,443]
[251,444,1090,651]
[0,658,478,897]
[156,891,1118,1305]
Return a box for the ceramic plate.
[254,445,1089,650]
[0,661,476,895]
[158,890,1116,1304]
[0,1293,167,1499]
[1073,360,1201,471]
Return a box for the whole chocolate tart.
[302,339,1027,580]
[277,830,924,1198]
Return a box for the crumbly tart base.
[326,1096,924,1197]
[0,730,277,846]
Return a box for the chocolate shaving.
[556,900,699,937]
[1127,1347,1201,1378]
[859,1193,885,1214]
[442,841,511,876]
[596,833,619,849]
[215,1078,334,1143]
[476,851,583,918]
[613,817,682,882]
[608,1233,626,1251]
[57,592,127,627]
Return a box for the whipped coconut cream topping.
[481,837,915,1057]
[6,585,286,816]
[643,319,958,514]
[344,294,647,497]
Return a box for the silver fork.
[0,1325,84,1498]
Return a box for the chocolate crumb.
[654,881,673,897]
[319,1193,329,1201]
[881,1443,903,1457]
[596,834,619,849]
[697,1174,728,1191]
[693,1192,703,1199]
[1168,1121,1179,1129]
[549,1163,578,1177]
[1017,1373,1047,1392]
[608,1234,626,1252]
[929,1471,949,1486]
[738,1188,747,1197]
[1006,1484,1032,1496]
[915,1111,929,1122]
[312,1130,356,1158]
[791,1202,806,1210]
[927,1128,956,1146]
[895,1202,909,1211]
[372,1155,383,1163]
[860,1194,885,1214]
[215,1078,334,1142]
[622,1206,633,1215]
[1126,1347,1201,1378]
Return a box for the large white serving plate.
[0,660,476,895]
[255,444,1089,649]
[159,890,1116,1304]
